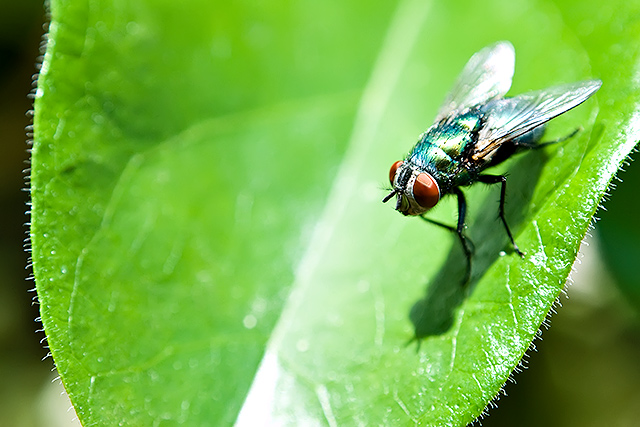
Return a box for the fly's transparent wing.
[474,80,602,159]
[435,41,515,122]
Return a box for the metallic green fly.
[383,41,601,284]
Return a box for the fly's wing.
[435,41,515,122]
[473,80,602,160]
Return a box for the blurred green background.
[3,1,639,426]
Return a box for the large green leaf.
[31,0,398,424]
[31,0,640,426]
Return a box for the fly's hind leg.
[514,126,581,150]
[420,188,474,285]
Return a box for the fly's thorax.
[406,111,483,190]
[434,112,482,157]
[410,112,482,167]
[388,161,441,216]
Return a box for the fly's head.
[383,160,440,216]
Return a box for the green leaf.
[32,0,398,424]
[31,0,640,426]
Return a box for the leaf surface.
[31,0,640,425]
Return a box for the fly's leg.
[420,217,454,233]
[420,188,474,285]
[478,174,525,257]
[420,217,477,253]
[514,127,581,150]
[453,188,474,284]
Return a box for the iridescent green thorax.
[407,110,483,194]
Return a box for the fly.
[383,41,601,285]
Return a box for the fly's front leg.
[478,174,525,257]
[453,188,474,284]
[421,189,474,285]
[419,217,476,253]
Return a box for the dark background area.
[0,2,73,426]
[2,2,639,426]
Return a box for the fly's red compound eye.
[389,160,403,185]
[413,173,440,209]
